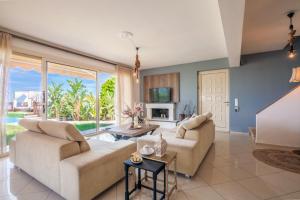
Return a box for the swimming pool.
[5,117,19,124]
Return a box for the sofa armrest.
[137,135,198,175]
[60,141,136,200]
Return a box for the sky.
[8,67,112,101]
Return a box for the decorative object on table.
[130,152,143,164]
[122,103,144,129]
[140,145,155,156]
[154,133,167,157]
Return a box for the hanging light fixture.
[290,67,300,82]
[133,47,140,83]
[287,12,297,58]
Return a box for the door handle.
[224,101,230,104]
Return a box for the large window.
[5,53,43,149]
[47,62,97,134]
[2,53,116,152]
[98,72,116,130]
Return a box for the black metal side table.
[124,159,166,200]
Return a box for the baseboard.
[255,142,297,151]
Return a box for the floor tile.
[184,186,224,200]
[46,191,65,200]
[238,177,286,199]
[215,165,254,181]
[198,167,232,185]
[212,182,260,200]
[259,172,300,194]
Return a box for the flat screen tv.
[149,87,172,103]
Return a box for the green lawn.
[7,111,27,118]
[74,122,113,131]
[75,123,97,131]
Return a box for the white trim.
[198,69,230,132]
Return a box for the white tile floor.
[1,132,300,200]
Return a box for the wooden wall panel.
[143,72,180,103]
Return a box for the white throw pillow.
[182,115,206,130]
[19,119,43,133]
[176,124,186,138]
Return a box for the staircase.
[255,85,300,148]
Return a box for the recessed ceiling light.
[119,31,133,40]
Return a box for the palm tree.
[48,82,64,119]
[99,77,115,120]
[66,79,87,120]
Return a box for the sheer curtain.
[0,32,12,156]
[115,65,135,125]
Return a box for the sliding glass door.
[47,62,97,135]
[1,54,117,154]
[4,53,43,152]
[98,72,116,130]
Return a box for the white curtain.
[0,32,12,155]
[115,65,136,125]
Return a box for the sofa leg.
[185,174,191,179]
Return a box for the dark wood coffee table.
[105,124,159,140]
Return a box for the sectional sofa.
[137,114,215,177]
[9,119,136,200]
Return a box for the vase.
[154,133,167,157]
[130,116,134,128]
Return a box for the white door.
[198,69,229,131]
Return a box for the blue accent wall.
[141,43,300,132]
[230,49,299,132]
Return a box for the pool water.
[5,117,19,124]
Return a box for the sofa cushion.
[39,120,85,141]
[19,119,43,133]
[182,115,206,130]
[176,124,186,138]
[39,120,90,152]
[203,112,213,119]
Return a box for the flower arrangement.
[122,103,144,128]
[122,103,143,117]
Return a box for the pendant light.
[287,12,297,58]
[133,47,140,84]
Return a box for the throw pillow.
[183,115,206,130]
[176,124,186,138]
[203,112,213,119]
[19,119,43,133]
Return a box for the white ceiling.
[0,0,237,69]
[242,0,300,55]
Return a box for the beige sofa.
[9,119,136,200]
[137,118,215,177]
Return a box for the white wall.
[12,37,116,73]
[256,85,300,147]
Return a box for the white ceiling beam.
[218,0,245,67]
